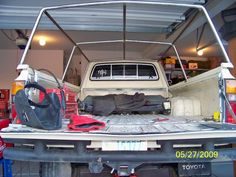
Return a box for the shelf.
[165,68,209,72]
[164,68,209,84]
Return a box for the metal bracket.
[89,158,104,173]
[108,163,140,176]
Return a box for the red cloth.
[0,119,10,130]
[68,115,106,132]
[0,119,12,158]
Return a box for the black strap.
[25,82,52,108]
[38,69,62,89]
[38,69,66,111]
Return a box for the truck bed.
[2,114,236,141]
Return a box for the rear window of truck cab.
[91,63,158,80]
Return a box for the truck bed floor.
[2,114,236,141]
[93,114,236,134]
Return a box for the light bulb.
[39,37,46,46]
[197,50,203,56]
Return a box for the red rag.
[68,114,106,132]
[0,119,10,130]
[0,119,13,158]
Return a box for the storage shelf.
[165,68,209,85]
[165,68,209,72]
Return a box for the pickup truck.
[2,1,236,177]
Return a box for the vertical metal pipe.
[172,45,188,81]
[200,6,231,63]
[196,23,206,49]
[44,11,90,63]
[62,46,76,81]
[123,4,126,60]
[161,11,199,57]
[18,8,46,66]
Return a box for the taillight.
[11,81,24,120]
[225,80,236,123]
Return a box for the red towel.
[0,119,10,130]
[68,115,106,132]
[0,119,13,158]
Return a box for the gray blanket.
[92,93,146,116]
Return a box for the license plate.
[178,162,211,177]
[102,141,147,151]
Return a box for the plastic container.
[171,97,201,116]
[0,89,10,102]
[39,86,78,119]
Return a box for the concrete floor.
[0,160,40,177]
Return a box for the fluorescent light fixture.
[197,49,204,56]
[39,37,46,46]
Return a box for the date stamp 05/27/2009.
[176,150,219,159]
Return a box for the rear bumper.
[3,138,236,163]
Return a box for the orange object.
[188,63,198,69]
[11,81,24,120]
[11,81,24,95]
[226,80,236,94]
[165,57,176,64]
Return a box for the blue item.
[0,159,12,177]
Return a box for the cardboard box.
[188,63,198,69]
[165,58,176,64]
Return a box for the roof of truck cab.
[89,60,158,64]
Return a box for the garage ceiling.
[0,0,235,59]
[0,0,204,32]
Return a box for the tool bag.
[81,93,169,116]
[15,69,65,130]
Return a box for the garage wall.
[64,54,81,86]
[0,49,64,89]
[84,50,142,61]
[25,50,64,78]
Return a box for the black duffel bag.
[15,69,65,130]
